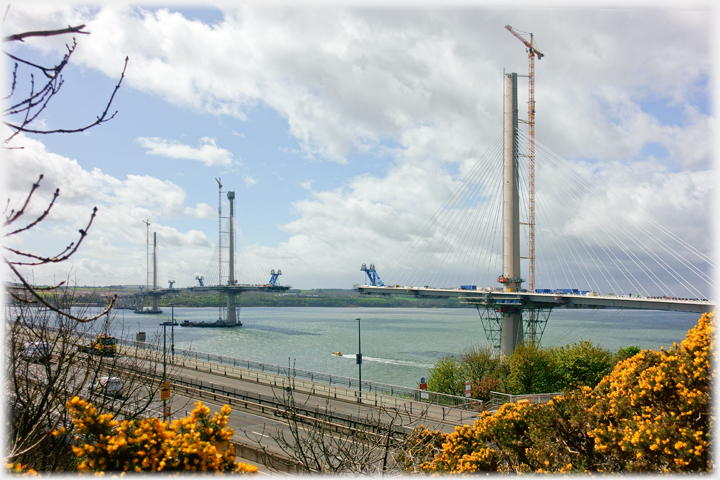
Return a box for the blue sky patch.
[638,98,686,127]
[162,6,226,26]
[640,142,669,160]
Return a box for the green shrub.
[557,340,613,388]
[506,342,562,394]
[426,355,463,396]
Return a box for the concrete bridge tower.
[151,231,161,313]
[501,72,522,355]
[225,191,240,325]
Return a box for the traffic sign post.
[163,406,171,418]
[465,380,471,398]
[161,381,171,401]
[419,377,429,399]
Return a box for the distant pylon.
[142,219,150,308]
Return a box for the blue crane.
[195,275,205,287]
[269,269,282,286]
[361,263,385,286]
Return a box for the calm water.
[110,307,702,389]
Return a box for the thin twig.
[7,261,116,323]
[3,56,127,136]
[4,205,97,265]
[4,174,44,226]
[3,25,88,42]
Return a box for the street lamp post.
[171,304,175,363]
[162,321,167,417]
[355,317,362,401]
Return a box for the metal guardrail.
[103,332,477,408]
[70,329,558,416]
[169,375,414,438]
[487,391,563,408]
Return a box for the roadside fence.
[68,328,559,423]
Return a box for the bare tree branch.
[4,56,128,140]
[5,209,97,267]
[6,261,116,323]
[6,55,127,134]
[3,20,128,144]
[3,24,89,43]
[4,174,47,227]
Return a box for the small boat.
[180,320,242,328]
[332,351,342,356]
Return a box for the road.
[125,346,484,473]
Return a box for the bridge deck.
[357,286,716,314]
[125,284,292,297]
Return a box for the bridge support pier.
[501,310,522,356]
[136,296,144,313]
[224,191,241,326]
[148,232,162,313]
[226,292,239,325]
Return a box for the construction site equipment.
[77,334,117,356]
[505,24,544,292]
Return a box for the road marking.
[251,431,269,438]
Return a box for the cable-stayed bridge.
[359,72,715,355]
[116,188,290,326]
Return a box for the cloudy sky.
[2,1,716,293]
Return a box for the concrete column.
[502,72,522,355]
[226,191,238,325]
[152,232,159,312]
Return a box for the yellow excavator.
[77,333,117,356]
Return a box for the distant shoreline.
[155,292,474,309]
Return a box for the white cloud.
[4,6,711,170]
[183,203,216,218]
[3,131,216,285]
[136,136,235,166]
[244,176,257,186]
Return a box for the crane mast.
[216,178,223,319]
[505,24,544,292]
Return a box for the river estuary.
[110,307,701,389]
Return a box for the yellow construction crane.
[505,24,544,293]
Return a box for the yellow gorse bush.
[63,399,258,474]
[5,461,38,476]
[412,312,714,474]
[589,311,713,472]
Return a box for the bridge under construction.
[116,181,290,326]
[357,69,716,355]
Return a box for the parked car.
[21,342,51,363]
[89,377,123,397]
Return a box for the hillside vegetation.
[155,290,471,308]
